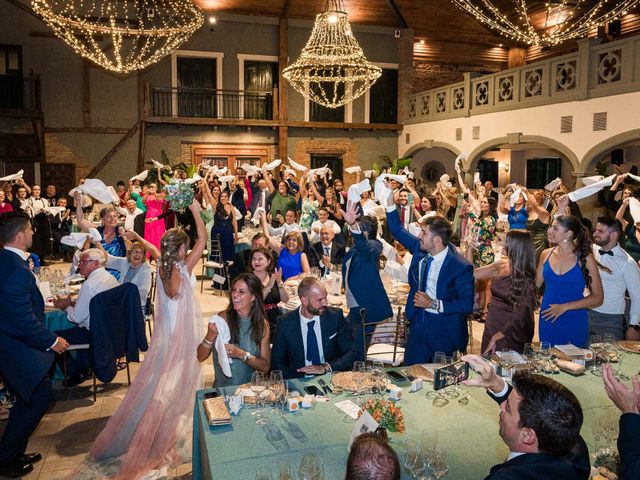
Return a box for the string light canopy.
[451,0,639,47]
[283,0,381,109]
[31,0,204,74]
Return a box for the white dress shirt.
[309,219,341,243]
[420,246,449,314]
[268,222,301,237]
[116,206,143,231]
[592,244,640,325]
[27,196,49,216]
[299,309,325,366]
[66,267,119,329]
[380,237,412,282]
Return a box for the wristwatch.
[243,352,254,362]
[431,298,440,311]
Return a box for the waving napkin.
[184,173,203,185]
[149,158,171,172]
[262,159,282,171]
[130,170,149,183]
[217,175,236,189]
[345,166,361,174]
[628,198,640,224]
[240,163,261,178]
[438,174,452,189]
[348,179,371,204]
[0,169,24,182]
[363,170,375,179]
[308,164,332,180]
[283,167,298,178]
[288,157,308,172]
[60,228,102,249]
[45,206,66,217]
[69,179,119,204]
[454,153,466,174]
[568,174,616,202]
[208,314,232,377]
[509,188,528,207]
[544,177,562,192]
[374,173,407,204]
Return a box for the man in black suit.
[462,354,590,480]
[229,232,278,280]
[271,277,356,378]
[308,224,345,276]
[0,212,70,478]
[602,363,640,480]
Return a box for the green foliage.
[372,155,414,175]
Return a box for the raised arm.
[456,170,470,195]
[261,211,283,253]
[124,230,160,260]
[184,199,207,273]
[309,181,324,204]
[617,198,630,230]
[74,192,93,232]
[263,169,276,193]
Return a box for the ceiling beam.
[385,0,407,28]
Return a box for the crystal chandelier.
[283,0,381,109]
[31,0,204,74]
[452,0,639,47]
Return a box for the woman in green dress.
[616,197,640,263]
[198,273,271,388]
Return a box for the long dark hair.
[216,191,231,219]
[555,215,593,290]
[480,197,498,220]
[225,273,267,346]
[505,230,537,311]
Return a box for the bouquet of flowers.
[163,179,194,213]
[359,399,405,433]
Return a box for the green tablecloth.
[193,355,640,480]
[44,308,75,380]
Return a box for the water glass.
[353,361,366,402]
[426,448,448,479]
[589,335,603,375]
[278,463,292,480]
[298,453,324,480]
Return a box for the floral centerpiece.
[359,399,405,433]
[163,179,194,213]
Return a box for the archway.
[580,129,640,173]
[410,146,459,187]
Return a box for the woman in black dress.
[248,247,289,337]
[474,229,537,354]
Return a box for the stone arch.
[402,140,460,159]
[466,134,579,172]
[580,129,640,172]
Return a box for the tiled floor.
[0,261,489,479]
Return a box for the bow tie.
[599,249,614,256]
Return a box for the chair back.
[362,305,407,366]
[89,283,148,383]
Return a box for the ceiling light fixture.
[283,0,381,109]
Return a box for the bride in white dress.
[74,199,207,479]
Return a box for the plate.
[331,371,385,392]
[617,340,640,354]
[406,364,435,382]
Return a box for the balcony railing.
[405,33,640,124]
[0,71,41,111]
[149,86,275,120]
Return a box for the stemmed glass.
[426,448,448,479]
[251,371,269,425]
[371,360,386,397]
[298,452,324,480]
[523,343,537,372]
[614,341,629,380]
[353,361,366,404]
[589,335,603,376]
[404,440,425,479]
[270,370,285,415]
[539,341,552,374]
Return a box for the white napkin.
[344,166,361,174]
[627,172,640,183]
[438,174,452,189]
[130,170,149,183]
[363,170,375,178]
[45,206,66,216]
[228,395,243,415]
[567,174,616,202]
[60,228,102,248]
[209,314,232,378]
[240,163,261,178]
[348,179,371,204]
[509,188,528,207]
[629,198,640,224]
[374,173,407,204]
[308,164,332,180]
[0,169,24,182]
[184,173,203,185]
[408,223,422,237]
[580,175,605,187]
[454,153,466,174]
[251,207,266,226]
[544,177,562,191]
[150,158,171,171]
[473,172,480,184]
[69,179,119,204]
[217,175,236,189]
[284,167,298,178]
[262,159,282,171]
[288,157,308,172]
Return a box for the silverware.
[318,379,332,394]
[401,368,414,381]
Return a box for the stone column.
[397,28,414,123]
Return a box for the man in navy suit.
[385,191,474,364]
[341,203,393,361]
[0,212,69,478]
[271,277,356,379]
[462,354,590,480]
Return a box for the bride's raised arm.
[184,199,206,274]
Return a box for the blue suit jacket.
[618,413,640,480]
[342,231,393,324]
[386,209,474,328]
[271,307,357,379]
[0,248,56,401]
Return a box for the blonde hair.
[159,228,189,282]
[284,231,305,253]
[126,241,147,263]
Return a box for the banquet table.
[44,307,75,380]
[192,353,640,479]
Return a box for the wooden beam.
[145,116,280,127]
[82,61,91,127]
[0,108,43,119]
[278,14,289,159]
[137,121,146,172]
[87,122,140,178]
[44,127,129,134]
[385,0,408,28]
[287,121,401,131]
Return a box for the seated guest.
[263,214,310,281]
[309,207,341,243]
[97,231,159,308]
[53,248,120,385]
[272,277,357,378]
[341,203,393,361]
[229,232,277,280]
[248,247,289,337]
[116,199,143,232]
[346,432,400,480]
[602,364,640,479]
[267,208,301,238]
[308,224,346,277]
[197,273,271,388]
[462,354,590,480]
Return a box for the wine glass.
[270,370,284,414]
[426,448,448,479]
[614,341,629,380]
[251,371,267,424]
[403,440,422,478]
[278,463,292,480]
[371,360,386,396]
[589,335,603,375]
[298,453,324,480]
[523,343,537,372]
[353,361,366,404]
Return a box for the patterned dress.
[299,198,319,230]
[468,213,496,267]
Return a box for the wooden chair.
[200,236,231,295]
[362,306,407,366]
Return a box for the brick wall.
[45,133,92,181]
[413,62,464,93]
[291,139,360,188]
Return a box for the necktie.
[599,249,613,256]
[323,246,330,256]
[306,320,322,365]
[400,206,406,225]
[420,255,433,293]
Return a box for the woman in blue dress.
[536,215,603,347]
[499,185,528,230]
